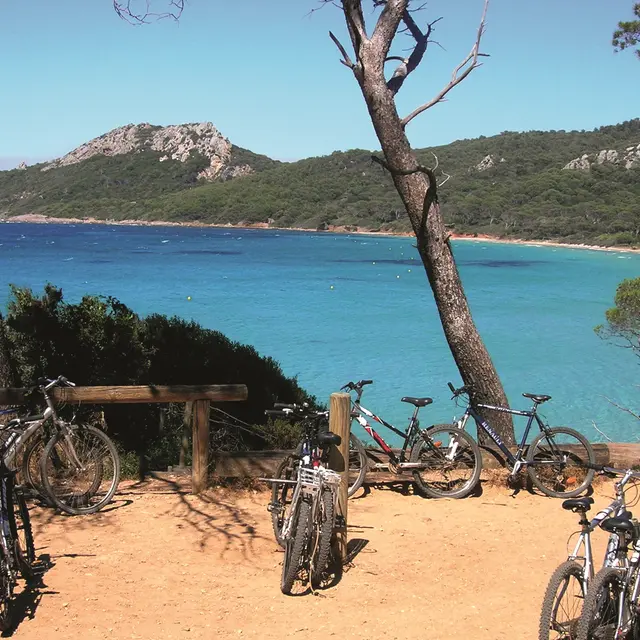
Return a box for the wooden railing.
[0,384,248,494]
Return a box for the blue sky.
[1,0,638,169]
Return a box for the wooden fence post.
[192,399,210,494]
[328,392,351,563]
[179,401,193,468]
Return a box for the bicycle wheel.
[311,487,334,588]
[576,567,629,640]
[40,424,120,515]
[527,428,595,498]
[270,454,299,548]
[410,425,482,499]
[538,560,585,640]
[0,549,12,632]
[348,434,367,498]
[20,435,51,502]
[281,497,311,595]
[10,488,35,581]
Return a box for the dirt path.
[9,477,619,640]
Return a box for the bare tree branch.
[370,0,408,62]
[114,0,184,25]
[438,171,451,187]
[329,31,355,68]
[602,395,640,421]
[343,0,370,57]
[592,420,614,443]
[387,12,443,95]
[401,0,490,126]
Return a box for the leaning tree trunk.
[352,35,514,444]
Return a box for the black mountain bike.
[0,413,37,631]
[448,382,596,498]
[344,380,482,499]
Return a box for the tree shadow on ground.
[150,474,269,559]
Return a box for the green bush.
[1,285,319,469]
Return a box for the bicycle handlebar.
[582,462,640,483]
[340,379,373,392]
[39,375,76,392]
[448,382,470,398]
[265,407,328,420]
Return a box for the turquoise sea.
[0,223,638,444]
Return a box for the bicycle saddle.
[522,393,551,403]
[318,432,341,447]
[401,397,433,407]
[562,497,594,512]
[601,516,637,536]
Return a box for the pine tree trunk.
[355,51,514,444]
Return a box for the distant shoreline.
[3,213,638,254]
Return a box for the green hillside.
[1,120,639,247]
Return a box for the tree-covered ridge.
[1,119,639,246]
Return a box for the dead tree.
[328,0,514,443]
[114,0,515,443]
[113,0,184,24]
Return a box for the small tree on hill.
[613,3,640,58]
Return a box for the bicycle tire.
[271,454,299,548]
[527,427,595,498]
[281,497,311,595]
[576,566,629,640]
[0,549,11,632]
[40,424,121,515]
[11,488,35,581]
[311,487,334,588]
[410,425,482,499]
[538,560,585,640]
[348,434,367,498]
[20,435,51,503]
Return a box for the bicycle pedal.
[267,502,281,514]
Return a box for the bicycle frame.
[566,470,639,594]
[458,402,550,474]
[352,401,422,466]
[1,380,85,472]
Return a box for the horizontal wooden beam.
[0,384,248,405]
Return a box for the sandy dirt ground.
[6,476,622,640]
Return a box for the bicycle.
[447,382,596,498]
[343,380,482,499]
[538,464,640,640]
[3,375,121,515]
[0,422,37,631]
[575,513,640,639]
[263,404,342,594]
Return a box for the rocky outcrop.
[42,122,253,182]
[563,143,640,170]
[474,154,506,171]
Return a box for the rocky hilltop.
[563,142,640,170]
[43,122,252,181]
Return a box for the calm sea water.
[0,223,638,444]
